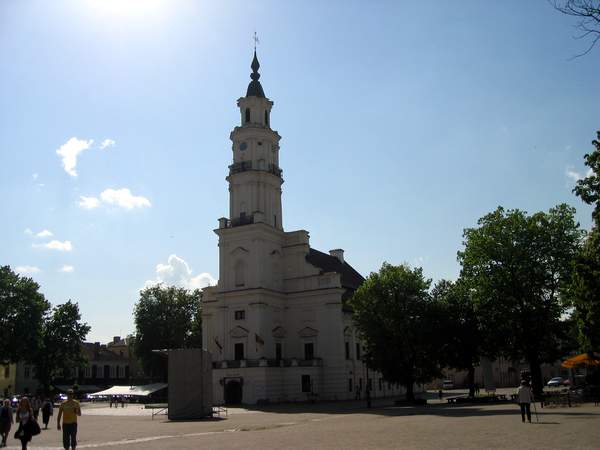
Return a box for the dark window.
[356,343,361,360]
[92,365,97,378]
[379,378,383,391]
[359,378,363,391]
[24,367,30,379]
[348,379,353,392]
[234,343,244,361]
[125,366,130,379]
[345,342,350,359]
[265,110,269,126]
[304,342,314,360]
[273,215,277,227]
[301,374,311,393]
[275,343,282,361]
[104,365,110,379]
[245,108,250,123]
[367,378,372,391]
[234,310,245,320]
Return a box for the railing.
[228,161,283,178]
[213,358,323,369]
[230,215,254,227]
[268,164,283,177]
[229,161,253,175]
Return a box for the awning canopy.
[88,383,167,397]
[561,352,600,368]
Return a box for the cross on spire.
[253,32,259,51]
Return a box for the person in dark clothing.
[0,399,14,447]
[41,398,53,429]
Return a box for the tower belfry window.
[245,108,250,124]
[265,110,269,126]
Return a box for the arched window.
[245,108,250,123]
[235,260,246,287]
[265,110,269,126]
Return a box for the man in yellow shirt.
[57,389,81,450]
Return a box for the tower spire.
[246,34,265,98]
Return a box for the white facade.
[202,52,404,404]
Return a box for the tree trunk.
[405,381,415,401]
[529,357,544,398]
[467,365,476,398]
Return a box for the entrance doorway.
[224,379,243,405]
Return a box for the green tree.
[570,131,600,351]
[350,263,444,401]
[573,131,600,225]
[458,205,582,396]
[0,266,49,364]
[133,285,202,381]
[432,279,484,398]
[34,301,91,393]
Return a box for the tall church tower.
[228,51,283,230]
[201,49,383,405]
[214,51,285,294]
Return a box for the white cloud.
[59,265,74,273]
[145,254,216,291]
[32,173,39,180]
[79,196,100,209]
[36,229,53,238]
[24,228,33,235]
[100,188,151,209]
[566,167,593,183]
[99,139,116,150]
[15,265,40,275]
[33,240,73,252]
[56,137,93,177]
[78,189,151,210]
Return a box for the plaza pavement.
[5,395,599,449]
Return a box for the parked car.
[547,377,570,387]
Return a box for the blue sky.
[1,0,598,342]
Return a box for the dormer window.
[245,108,250,123]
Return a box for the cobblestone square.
[5,398,599,450]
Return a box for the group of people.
[0,390,81,449]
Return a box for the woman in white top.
[516,380,534,423]
[14,397,34,450]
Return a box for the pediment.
[229,326,249,339]
[272,326,286,338]
[298,326,319,338]
[230,246,249,256]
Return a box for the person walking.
[516,380,534,423]
[57,389,81,450]
[41,397,53,429]
[0,399,13,447]
[31,397,41,422]
[14,397,39,450]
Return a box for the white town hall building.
[201,51,403,404]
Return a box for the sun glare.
[87,0,165,18]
